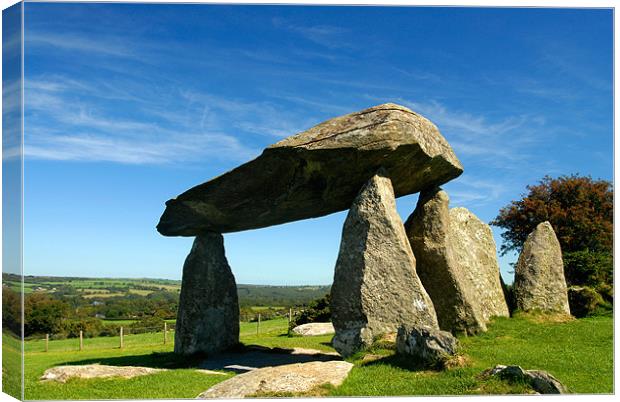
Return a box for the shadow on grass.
[359,353,438,373]
[63,343,342,373]
[65,352,206,369]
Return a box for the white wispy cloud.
[26,32,136,58]
[22,74,326,165]
[272,18,354,49]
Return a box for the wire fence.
[25,310,300,353]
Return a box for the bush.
[63,318,104,338]
[129,315,165,333]
[563,250,612,288]
[290,294,331,329]
[567,286,604,318]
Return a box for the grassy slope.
[22,315,613,399]
[331,315,613,396]
[2,332,22,399]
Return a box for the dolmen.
[157,103,510,357]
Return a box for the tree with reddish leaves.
[491,174,613,256]
[492,175,613,307]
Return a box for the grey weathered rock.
[174,233,240,355]
[331,172,438,357]
[40,364,165,383]
[484,364,568,394]
[292,322,335,336]
[196,361,354,398]
[158,103,463,236]
[405,188,508,335]
[449,207,510,322]
[513,222,570,314]
[396,324,459,368]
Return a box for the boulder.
[513,222,570,314]
[292,322,335,336]
[483,364,568,394]
[331,172,438,357]
[174,233,240,355]
[157,103,463,236]
[405,187,508,335]
[396,324,459,369]
[196,361,354,398]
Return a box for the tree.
[24,293,70,336]
[491,174,613,256]
[2,287,22,336]
[492,174,613,301]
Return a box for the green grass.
[330,314,613,396]
[2,331,23,400]
[20,315,613,399]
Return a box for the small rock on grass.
[396,324,459,369]
[291,322,335,336]
[483,364,568,394]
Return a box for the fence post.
[120,327,124,349]
[288,308,292,325]
[163,322,167,345]
[257,313,261,335]
[79,330,83,351]
[45,334,49,352]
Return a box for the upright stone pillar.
[513,221,570,314]
[405,187,485,334]
[331,171,438,357]
[174,232,240,355]
[405,187,509,335]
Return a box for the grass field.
[2,332,22,400]
[16,314,613,399]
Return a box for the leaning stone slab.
[175,233,240,355]
[292,322,335,336]
[449,207,510,323]
[513,222,570,314]
[40,364,165,383]
[196,361,354,398]
[158,103,463,236]
[331,172,438,357]
[405,187,508,335]
[396,325,459,369]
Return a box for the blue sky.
[19,3,613,285]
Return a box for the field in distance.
[2,273,331,308]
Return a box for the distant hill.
[2,273,330,307]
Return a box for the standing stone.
[174,232,240,355]
[449,207,509,322]
[513,222,570,314]
[405,187,509,335]
[331,171,438,357]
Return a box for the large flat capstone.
[157,103,463,236]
